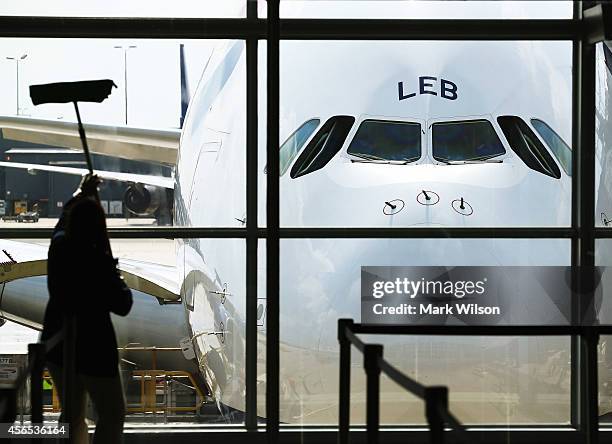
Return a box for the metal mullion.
[266,0,280,441]
[351,324,612,337]
[105,228,247,238]
[593,228,612,237]
[276,227,576,239]
[571,1,582,429]
[0,17,580,41]
[579,32,598,444]
[245,0,259,433]
[571,2,598,441]
[0,227,578,239]
[279,18,580,41]
[0,16,265,39]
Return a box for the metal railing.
[337,319,612,444]
[338,319,468,444]
[0,315,75,439]
[128,370,206,415]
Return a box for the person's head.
[66,197,108,249]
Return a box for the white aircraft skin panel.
[283,162,570,228]
[596,42,612,229]
[177,40,245,215]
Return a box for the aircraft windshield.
[432,119,505,163]
[347,119,421,163]
[280,119,320,175]
[531,118,572,176]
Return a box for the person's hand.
[74,173,101,198]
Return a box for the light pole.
[6,54,27,116]
[113,45,136,125]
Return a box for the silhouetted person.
[41,175,133,444]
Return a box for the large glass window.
[280,238,572,425]
[277,1,573,19]
[347,119,421,163]
[0,38,244,228]
[278,40,572,228]
[0,0,245,17]
[1,2,607,440]
[431,120,505,163]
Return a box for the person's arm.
[99,253,133,316]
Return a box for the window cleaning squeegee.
[29,79,117,175]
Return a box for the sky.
[0,39,215,128]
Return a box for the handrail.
[338,319,612,444]
[350,323,612,336]
[376,356,426,400]
[344,328,366,354]
[0,317,76,442]
[9,329,64,395]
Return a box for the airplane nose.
[375,186,481,227]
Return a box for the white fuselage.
[174,38,596,424]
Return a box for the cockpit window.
[347,119,421,163]
[432,119,505,162]
[290,115,355,178]
[279,119,320,176]
[497,116,561,179]
[531,118,572,176]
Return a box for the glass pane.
[0,238,246,426]
[347,119,421,163]
[0,38,244,228]
[0,1,245,18]
[277,1,572,19]
[277,40,572,227]
[596,42,612,227]
[594,240,612,421]
[280,238,571,425]
[531,118,572,176]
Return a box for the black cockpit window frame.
[290,115,355,178]
[497,115,562,179]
